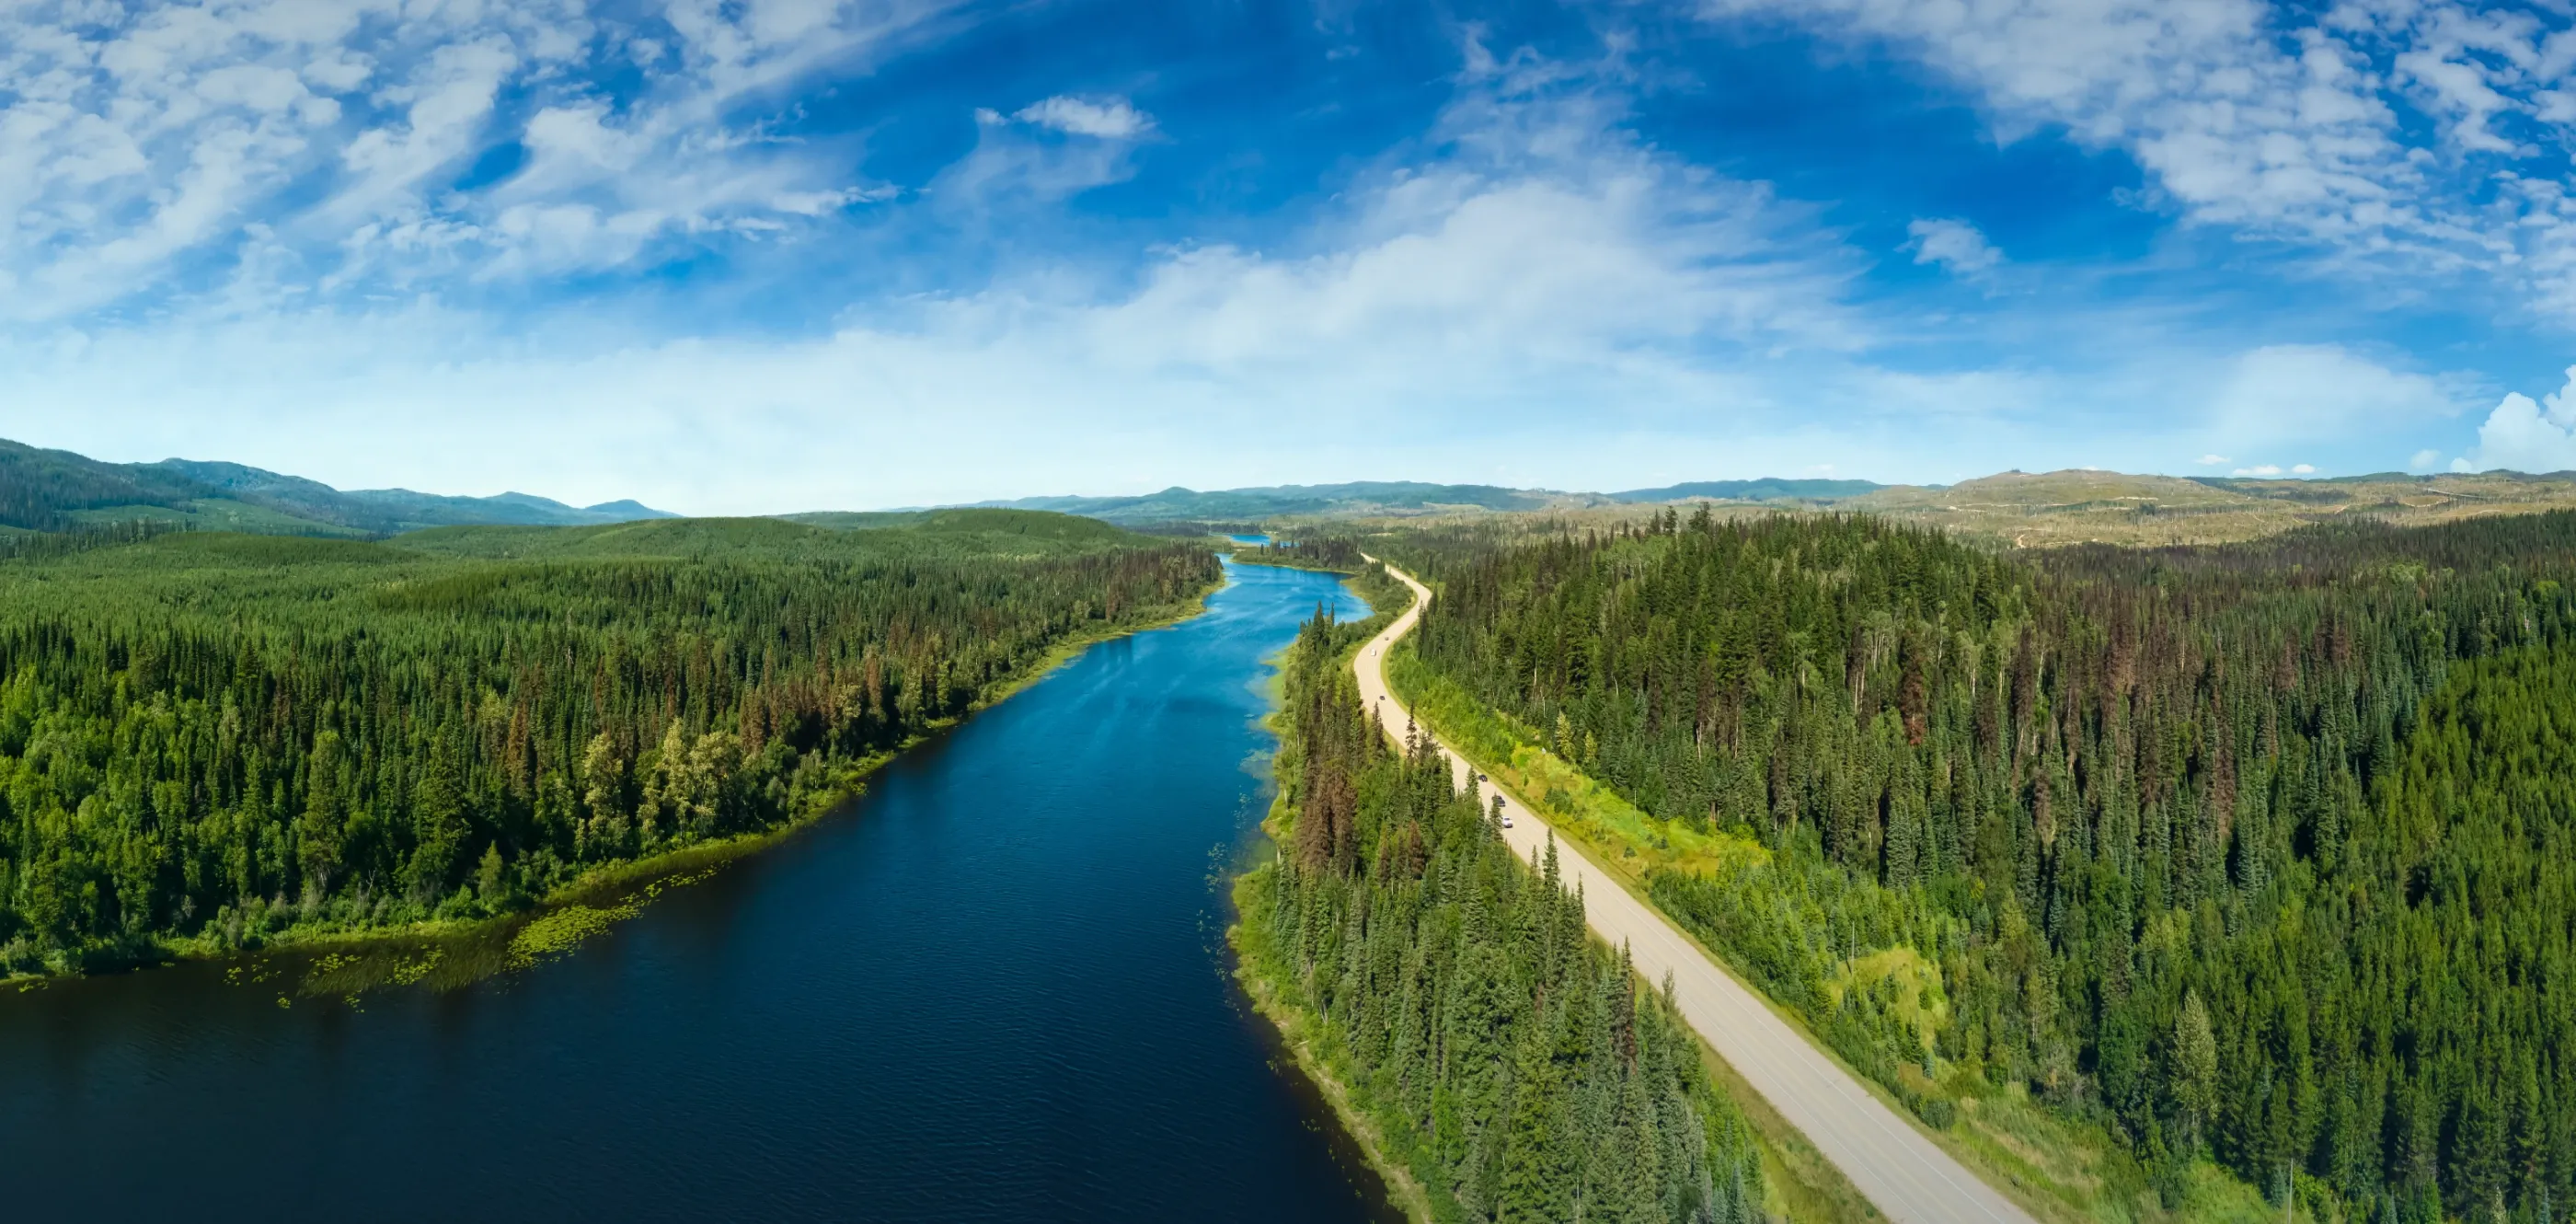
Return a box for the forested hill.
[961,480,1591,523]
[0,437,673,535]
[0,515,1218,974]
[1386,507,2576,1222]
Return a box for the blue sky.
[7,0,2576,513]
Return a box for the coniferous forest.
[0,514,1218,973]
[1378,506,2576,1222]
[1236,606,1768,1224]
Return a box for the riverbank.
[0,555,1398,1222]
[1228,569,1773,1224]
[6,573,1228,993]
[1230,878,1437,1224]
[1225,572,1425,1221]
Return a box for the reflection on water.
[0,560,1392,1224]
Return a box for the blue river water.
[0,560,1392,1222]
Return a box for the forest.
[1227,535,1374,572]
[0,513,1218,973]
[1378,506,2576,1223]
[1235,604,1768,1224]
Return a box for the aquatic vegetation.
[507,903,639,969]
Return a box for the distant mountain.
[580,499,676,521]
[957,477,1902,525]
[329,488,679,532]
[968,481,1599,524]
[0,438,673,536]
[1610,479,1886,502]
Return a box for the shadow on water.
[0,560,1397,1223]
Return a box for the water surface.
[0,560,1390,1223]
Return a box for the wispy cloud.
[0,0,953,322]
[1904,218,2001,276]
[1695,0,2576,319]
[0,4,2543,506]
[1013,96,1156,140]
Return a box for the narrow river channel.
[0,559,1397,1222]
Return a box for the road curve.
[1352,558,2032,1224]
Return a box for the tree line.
[0,525,1218,972]
[1385,505,2576,1222]
[1236,605,1767,1223]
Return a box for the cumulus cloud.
[2225,462,2317,478]
[1693,0,2576,318]
[1013,96,1156,140]
[2197,453,2230,465]
[2460,367,2576,473]
[1904,218,2001,276]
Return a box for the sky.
[7,0,2576,514]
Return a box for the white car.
[1501,814,1513,828]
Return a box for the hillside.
[1846,468,2576,548]
[965,480,1604,524]
[0,438,674,536]
[1610,477,1886,502]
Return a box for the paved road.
[1353,559,2033,1224]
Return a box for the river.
[0,559,1396,1222]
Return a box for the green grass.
[1690,1036,1884,1222]
[1386,644,1767,883]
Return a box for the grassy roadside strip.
[10,575,1228,996]
[1375,642,1886,1222]
[1693,1035,1886,1224]
[1380,636,2279,1224]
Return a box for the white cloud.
[2292,463,2317,474]
[2197,453,2230,465]
[0,0,951,321]
[2459,366,2576,473]
[0,56,1900,508]
[0,19,2495,503]
[1693,0,2576,318]
[2202,344,2464,453]
[2410,447,2444,470]
[1013,95,1156,140]
[2234,464,2285,477]
[1904,217,2001,276]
